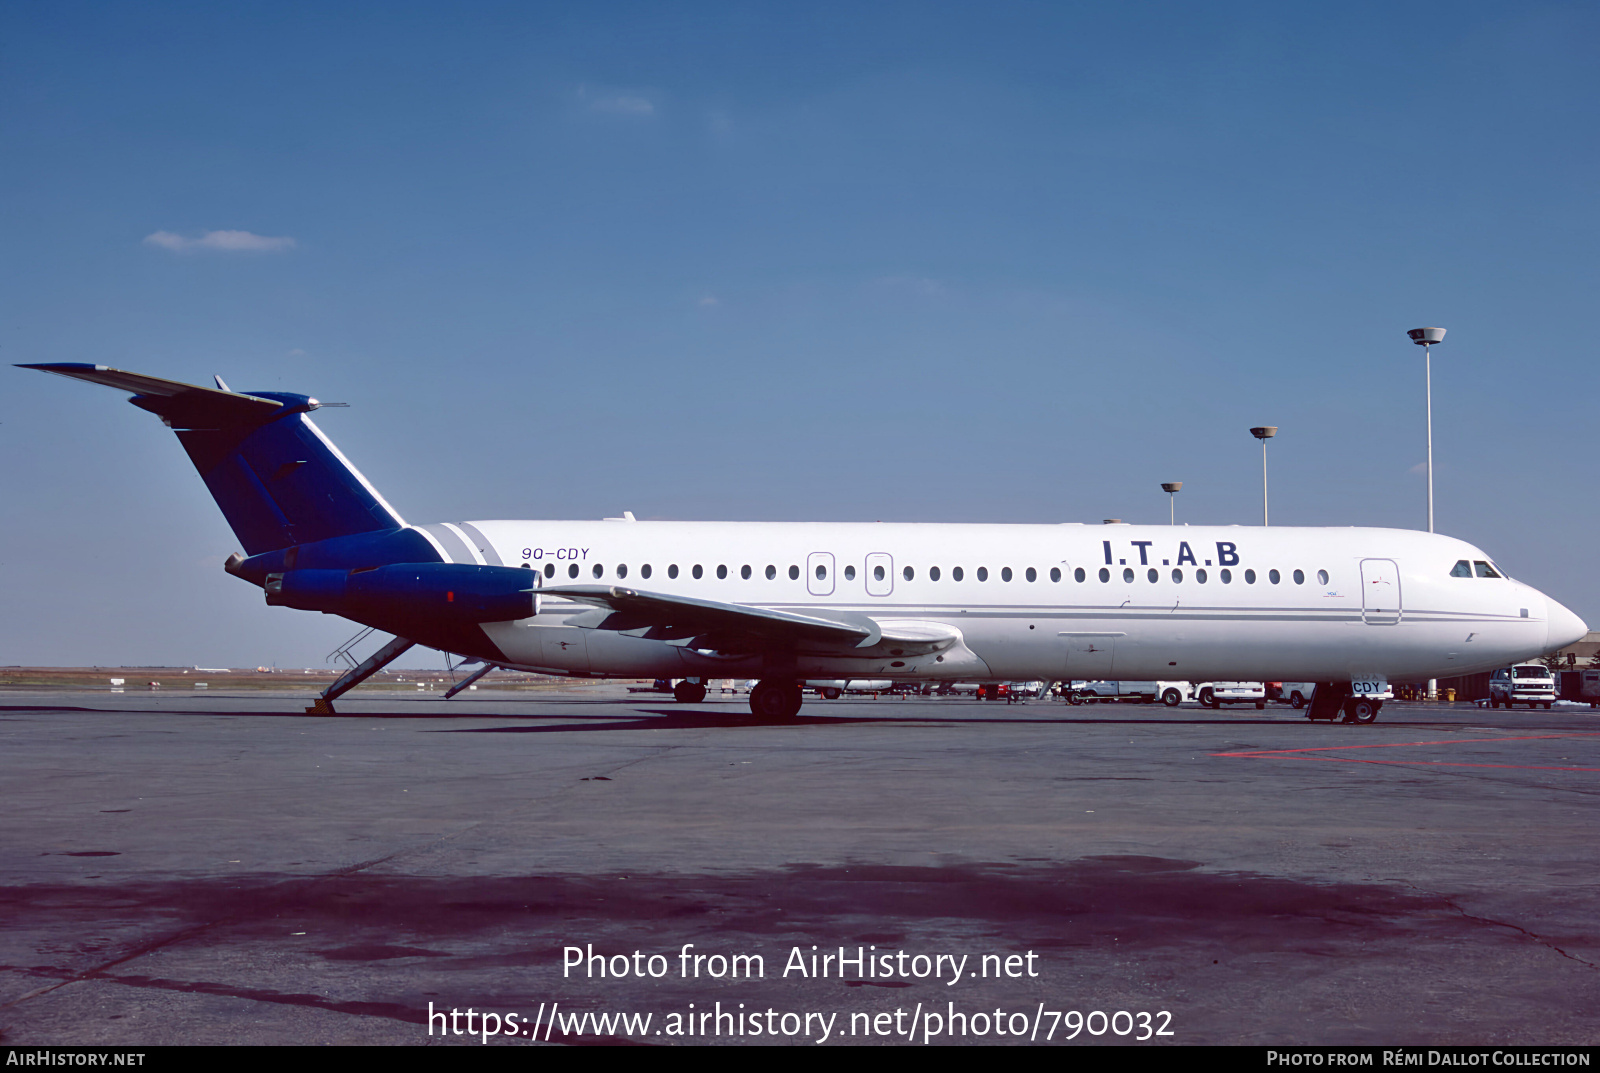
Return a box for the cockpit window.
[1450,560,1472,577]
[1474,561,1502,578]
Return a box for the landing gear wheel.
[673,680,706,704]
[750,680,803,720]
[1343,698,1379,724]
[1162,689,1182,708]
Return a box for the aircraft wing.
[537,585,877,649]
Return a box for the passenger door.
[1360,559,1402,624]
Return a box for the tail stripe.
[455,522,504,566]
[440,523,488,565]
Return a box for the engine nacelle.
[264,563,538,624]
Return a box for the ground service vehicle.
[1489,665,1558,709]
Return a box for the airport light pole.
[1249,427,1277,526]
[1407,327,1446,533]
[1162,482,1182,525]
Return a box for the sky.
[2,1,1597,669]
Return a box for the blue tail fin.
[21,363,405,555]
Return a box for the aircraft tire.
[673,680,707,704]
[1345,698,1379,724]
[1162,689,1182,707]
[750,681,802,720]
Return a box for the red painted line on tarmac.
[1213,732,1600,771]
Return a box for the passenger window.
[815,564,827,580]
[593,564,604,579]
[765,564,776,580]
[1292,569,1304,585]
[1220,569,1232,583]
[1147,568,1158,583]
[716,565,727,579]
[641,564,652,579]
[569,563,580,578]
[1026,567,1037,582]
[953,567,964,581]
[1172,569,1183,583]
[1074,567,1085,582]
[693,565,704,579]
[930,566,941,581]
[1050,567,1061,582]
[977,567,989,581]
[1245,569,1256,584]
[1474,561,1502,578]
[844,565,856,581]
[1098,568,1110,582]
[873,565,885,581]
[668,564,679,579]
[788,565,799,580]
[741,565,751,580]
[903,566,914,581]
[1123,568,1135,583]
[1451,560,1473,578]
[545,563,555,578]
[1269,569,1280,585]
[617,564,628,579]
[1196,569,1207,584]
[1001,567,1012,582]
[1316,569,1327,585]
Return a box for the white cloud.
[698,295,719,307]
[576,85,657,117]
[144,230,297,253]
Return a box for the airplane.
[19,363,1588,724]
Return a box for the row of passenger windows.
[524,561,1332,587]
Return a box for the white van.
[1489,665,1557,709]
[1194,682,1266,709]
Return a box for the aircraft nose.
[1546,595,1588,652]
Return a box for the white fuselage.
[411,520,1585,684]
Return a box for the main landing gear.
[749,680,803,720]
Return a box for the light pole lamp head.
[1161,482,1182,494]
[1408,327,1446,345]
[1250,426,1277,441]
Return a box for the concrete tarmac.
[1,685,1596,1046]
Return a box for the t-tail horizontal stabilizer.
[19,362,404,555]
